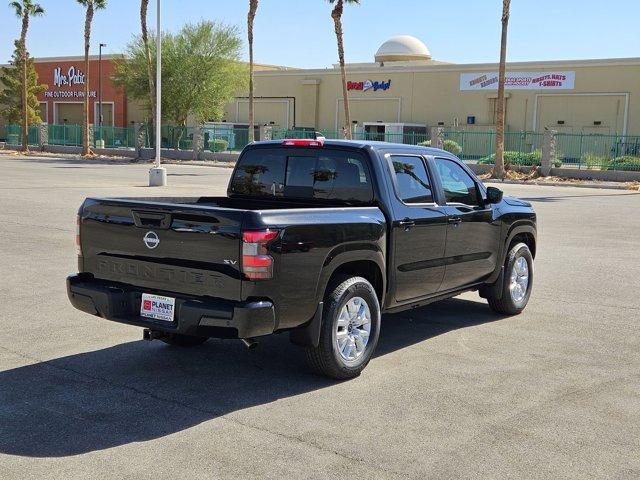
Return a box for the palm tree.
[328,0,359,140]
[10,0,44,152]
[247,0,259,143]
[140,0,155,136]
[77,0,107,156]
[492,0,510,179]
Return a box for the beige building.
[2,36,637,145]
[224,36,640,136]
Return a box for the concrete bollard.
[133,123,146,156]
[259,125,272,141]
[192,124,204,160]
[430,126,444,150]
[541,128,556,176]
[38,123,48,148]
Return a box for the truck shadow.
[0,297,504,458]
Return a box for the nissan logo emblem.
[143,231,160,249]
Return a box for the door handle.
[448,216,462,225]
[132,210,172,229]
[399,218,415,230]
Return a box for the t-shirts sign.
[460,71,575,90]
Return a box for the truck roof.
[249,139,451,157]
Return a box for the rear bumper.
[66,274,275,339]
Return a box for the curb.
[483,179,639,191]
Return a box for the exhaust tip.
[241,338,258,349]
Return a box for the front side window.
[435,158,479,206]
[390,155,434,204]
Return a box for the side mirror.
[486,186,503,204]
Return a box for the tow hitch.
[143,328,169,341]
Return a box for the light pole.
[97,43,106,148]
[149,0,167,186]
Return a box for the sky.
[1,0,639,67]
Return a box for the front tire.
[487,242,534,315]
[305,276,381,380]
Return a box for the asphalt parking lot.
[1,153,639,479]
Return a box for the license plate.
[140,293,175,322]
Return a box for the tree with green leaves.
[9,0,44,152]
[77,0,107,156]
[492,0,510,179]
[114,21,247,147]
[247,0,259,143]
[0,41,46,126]
[328,0,359,140]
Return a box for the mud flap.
[289,302,323,348]
[479,267,504,300]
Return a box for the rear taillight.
[242,229,278,280]
[76,214,82,256]
[282,138,324,147]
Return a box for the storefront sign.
[347,79,392,92]
[460,71,575,90]
[53,66,85,87]
[45,65,96,98]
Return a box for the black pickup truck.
[68,138,536,379]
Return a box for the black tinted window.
[435,159,479,206]
[230,149,286,197]
[391,156,433,204]
[231,148,373,203]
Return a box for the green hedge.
[478,150,562,168]
[209,138,229,152]
[606,156,640,171]
[418,139,463,155]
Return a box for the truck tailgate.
[80,198,244,301]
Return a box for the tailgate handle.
[132,211,172,229]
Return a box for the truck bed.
[78,196,385,310]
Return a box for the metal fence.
[271,128,640,171]
[6,123,137,148]
[144,125,255,152]
[5,124,39,146]
[93,125,136,149]
[272,128,431,145]
[201,125,252,152]
[48,124,83,146]
[3,123,639,171]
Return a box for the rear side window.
[390,155,434,204]
[230,148,373,203]
[230,150,286,197]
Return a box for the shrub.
[582,153,610,170]
[209,138,229,152]
[606,155,640,171]
[418,139,463,155]
[478,150,562,168]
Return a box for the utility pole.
[97,43,106,148]
[149,0,167,186]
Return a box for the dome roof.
[375,35,431,62]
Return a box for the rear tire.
[487,242,533,315]
[160,333,208,348]
[305,276,381,380]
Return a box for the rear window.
[230,148,374,203]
